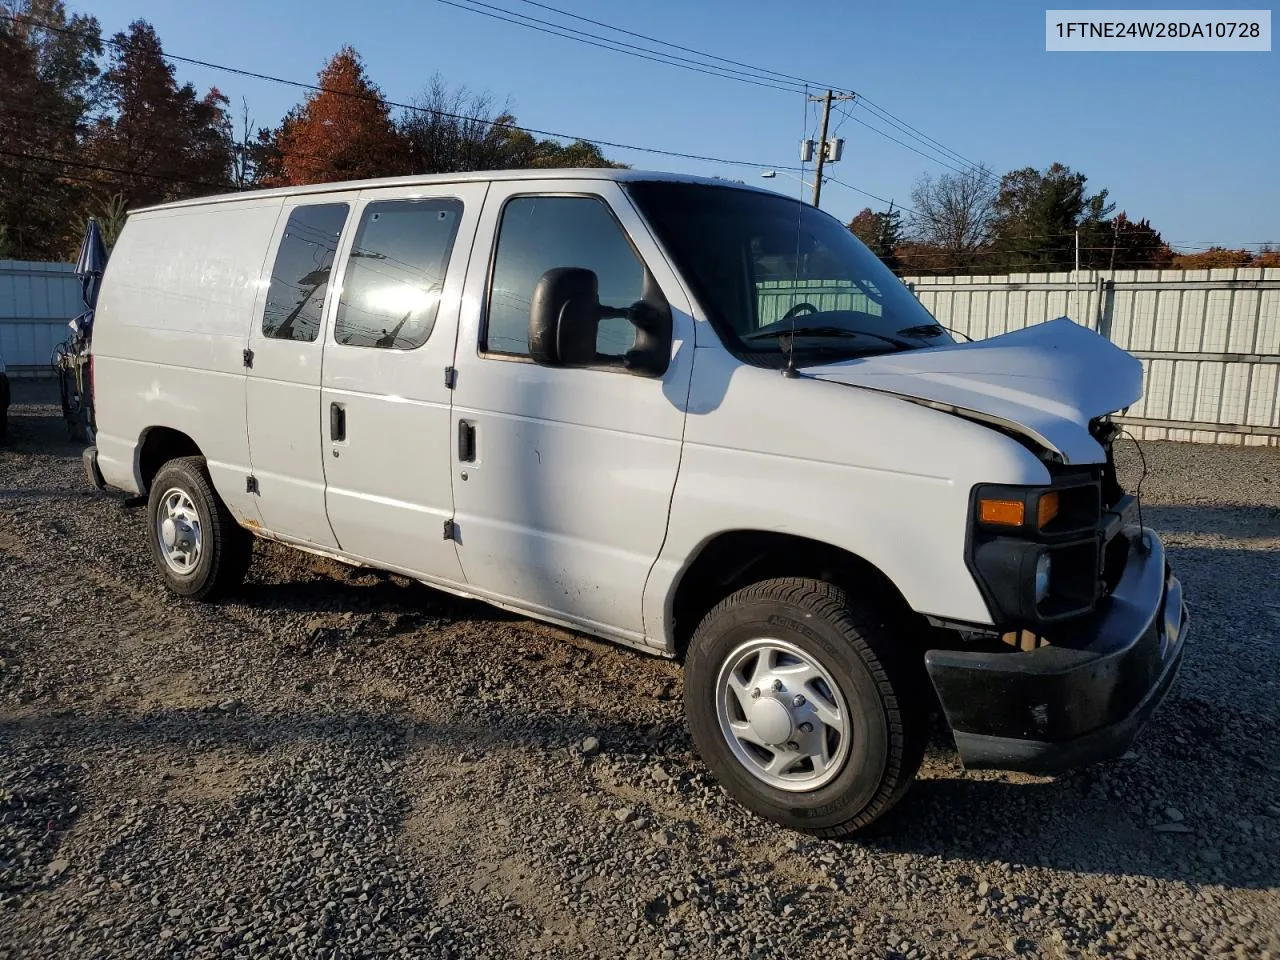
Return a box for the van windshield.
[625,181,951,364]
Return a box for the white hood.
[804,317,1141,464]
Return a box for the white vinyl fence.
[906,267,1280,447]
[0,260,81,376]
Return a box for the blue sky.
[88,0,1277,250]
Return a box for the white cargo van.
[84,170,1187,835]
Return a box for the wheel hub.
[155,487,202,574]
[715,637,852,792]
[748,696,793,745]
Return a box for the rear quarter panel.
[91,197,283,522]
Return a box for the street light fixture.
[761,169,817,192]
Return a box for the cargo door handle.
[457,420,476,462]
[330,402,346,442]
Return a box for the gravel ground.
[2,379,1278,960]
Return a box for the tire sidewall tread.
[685,577,925,837]
[146,456,250,602]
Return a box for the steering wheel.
[782,302,819,320]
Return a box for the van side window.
[485,196,643,358]
[262,203,349,343]
[333,199,463,350]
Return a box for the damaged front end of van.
[808,317,1190,773]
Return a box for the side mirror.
[529,267,601,367]
[528,267,673,378]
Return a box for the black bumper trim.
[82,445,106,490]
[926,527,1188,774]
[950,613,1185,772]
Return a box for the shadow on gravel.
[1142,503,1280,537]
[0,417,84,459]
[0,703,686,781]
[0,487,97,501]
[232,574,520,626]
[863,761,1280,892]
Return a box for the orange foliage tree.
[267,46,407,186]
[1170,247,1272,270]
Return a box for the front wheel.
[684,578,925,837]
[146,456,251,601]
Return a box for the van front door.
[447,181,694,645]
[318,183,485,582]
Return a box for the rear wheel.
[146,456,251,601]
[684,577,925,837]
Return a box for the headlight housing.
[967,480,1103,628]
[1034,552,1052,603]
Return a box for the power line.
[832,105,999,184]
[437,1,999,184]
[501,1,991,181]
[432,0,805,94]
[855,96,986,174]
[823,176,920,217]
[510,0,817,89]
[0,147,228,190]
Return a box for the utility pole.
[812,90,834,208]
[1074,227,1081,321]
[805,90,856,208]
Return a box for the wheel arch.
[667,529,918,660]
[137,426,204,493]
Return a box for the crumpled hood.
[804,317,1141,464]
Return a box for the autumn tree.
[83,21,234,210]
[895,242,954,276]
[848,206,903,272]
[267,47,408,185]
[907,165,997,272]
[0,1,101,259]
[1170,247,1257,270]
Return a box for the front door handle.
[458,419,476,462]
[330,402,346,442]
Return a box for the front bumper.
[925,526,1187,774]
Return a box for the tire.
[146,456,251,601]
[684,577,926,837]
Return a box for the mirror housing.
[527,267,672,377]
[529,267,600,367]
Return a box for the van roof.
[133,168,776,214]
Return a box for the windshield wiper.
[745,326,913,351]
[896,322,973,343]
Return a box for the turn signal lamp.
[1037,492,1060,529]
[978,498,1025,526]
